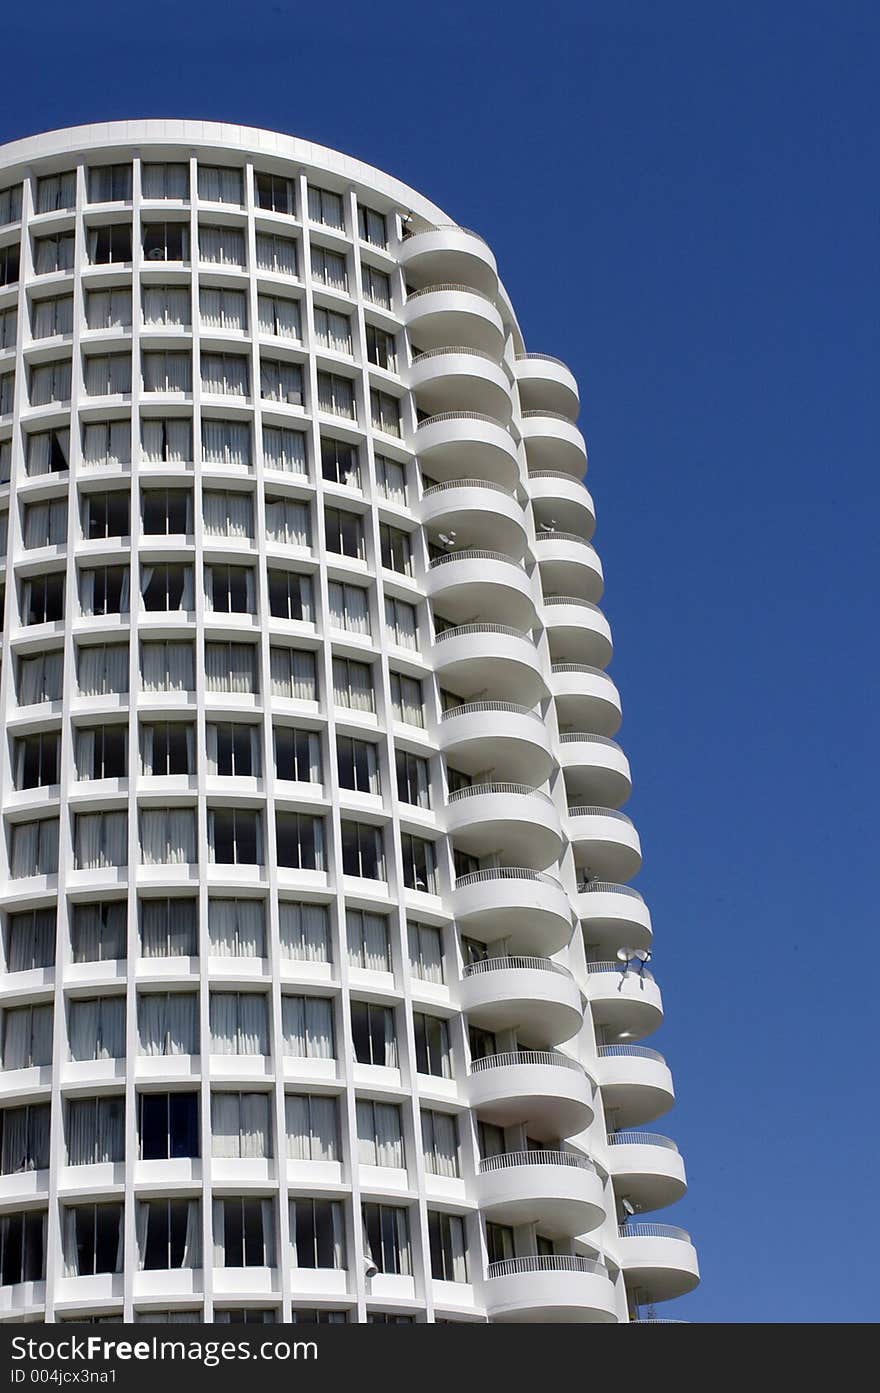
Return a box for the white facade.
[0,121,698,1324]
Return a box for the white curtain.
[376,455,406,505]
[289,1199,344,1269]
[142,162,189,198]
[314,306,351,354]
[260,359,303,405]
[2,1004,52,1068]
[347,911,389,971]
[317,372,355,417]
[198,166,242,204]
[257,294,300,340]
[265,498,309,546]
[262,425,307,474]
[385,597,417,649]
[30,361,71,406]
[25,429,68,476]
[408,923,444,984]
[256,233,297,275]
[33,295,74,338]
[285,1095,338,1161]
[201,353,248,396]
[208,899,266,957]
[141,418,191,463]
[205,641,257,694]
[202,418,250,465]
[36,171,76,213]
[143,351,191,393]
[422,1111,459,1177]
[203,490,253,538]
[86,288,132,330]
[74,811,127,868]
[211,1093,270,1159]
[357,1100,403,1167]
[143,286,190,326]
[78,643,129,696]
[279,902,330,962]
[7,908,56,971]
[271,646,317,700]
[10,818,59,877]
[24,499,66,547]
[311,247,347,290]
[140,899,197,957]
[307,187,344,228]
[140,641,194,692]
[392,674,423,726]
[137,994,198,1055]
[281,997,334,1059]
[139,809,196,865]
[72,902,126,962]
[200,286,247,330]
[85,355,131,396]
[328,582,369,635]
[82,420,131,467]
[18,651,63,704]
[69,997,125,1061]
[209,994,268,1055]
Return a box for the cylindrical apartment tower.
[0,122,698,1325]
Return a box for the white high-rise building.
[0,121,698,1325]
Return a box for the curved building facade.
[0,121,698,1323]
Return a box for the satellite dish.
[438,531,457,547]
[621,1198,636,1217]
[617,948,636,962]
[634,949,651,962]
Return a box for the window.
[142,350,192,393]
[328,581,370,635]
[281,995,334,1057]
[415,1013,451,1077]
[201,352,248,397]
[14,731,60,788]
[361,263,391,309]
[384,595,418,649]
[321,436,359,487]
[256,171,295,215]
[141,562,193,611]
[0,305,16,348]
[314,306,352,354]
[142,488,192,535]
[270,645,317,700]
[67,1096,125,1165]
[408,922,444,984]
[139,721,194,776]
[286,1095,338,1160]
[396,749,431,808]
[341,821,385,880]
[29,358,71,405]
[33,232,75,274]
[274,725,321,782]
[37,170,76,212]
[0,1104,50,1173]
[208,807,262,865]
[289,1198,345,1272]
[142,163,189,200]
[1,1211,46,1284]
[71,902,127,962]
[263,424,307,474]
[201,418,250,466]
[142,221,189,261]
[10,818,59,877]
[139,898,197,958]
[209,993,269,1055]
[357,1104,403,1168]
[139,639,194,692]
[371,388,401,437]
[68,996,125,1060]
[1,1002,52,1067]
[258,293,300,340]
[26,428,69,475]
[139,808,197,864]
[82,416,132,466]
[142,284,189,328]
[421,1110,460,1177]
[486,1222,515,1264]
[206,641,258,694]
[390,672,424,727]
[78,642,129,696]
[311,246,348,294]
[331,656,373,712]
[139,1198,200,1270]
[32,294,73,338]
[84,352,131,395]
[199,285,246,331]
[307,187,344,230]
[324,505,364,560]
[358,206,387,247]
[214,1198,275,1267]
[87,223,132,264]
[141,417,192,463]
[206,723,259,776]
[198,166,243,205]
[212,1092,271,1158]
[204,563,254,613]
[6,908,56,971]
[379,523,413,575]
[362,1204,410,1276]
[265,496,309,547]
[268,568,313,621]
[82,491,129,539]
[137,993,199,1055]
[279,902,330,963]
[63,1205,123,1277]
[87,286,133,329]
[350,1000,396,1066]
[22,572,64,624]
[80,564,129,616]
[428,1210,468,1282]
[337,737,380,795]
[366,324,396,370]
[255,232,298,276]
[276,813,325,870]
[402,835,438,895]
[216,1309,279,1325]
[75,724,128,780]
[0,184,23,224]
[260,357,303,405]
[366,1313,413,1324]
[208,900,266,958]
[69,807,124,870]
[317,370,355,419]
[88,164,132,202]
[199,224,245,267]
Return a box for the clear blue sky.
[5,0,878,1324]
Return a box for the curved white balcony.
[475,1151,605,1236]
[534,532,604,603]
[446,783,562,870]
[575,882,653,953]
[527,470,596,539]
[452,868,573,955]
[430,625,548,705]
[427,550,537,628]
[458,956,583,1045]
[544,597,613,669]
[584,961,663,1041]
[413,412,519,490]
[399,225,499,297]
[567,806,642,882]
[483,1255,616,1323]
[514,354,580,419]
[404,284,504,354]
[410,347,512,420]
[439,701,554,785]
[419,479,527,556]
[559,733,632,807]
[597,1045,675,1128]
[467,1050,594,1139]
[617,1223,700,1303]
[553,663,622,736]
[606,1132,687,1212]
[521,411,588,477]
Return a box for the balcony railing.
[412,344,498,364]
[416,410,507,429]
[434,622,532,643]
[450,781,553,807]
[579,881,645,901]
[422,477,513,497]
[607,1131,679,1152]
[545,595,604,611]
[470,1049,583,1074]
[441,700,541,722]
[479,1149,595,1173]
[487,1254,607,1278]
[534,531,594,548]
[528,469,589,482]
[462,954,571,979]
[568,805,633,824]
[619,1223,691,1242]
[515,353,571,369]
[402,223,490,246]
[559,732,621,748]
[585,960,655,982]
[406,282,495,303]
[428,548,522,571]
[552,661,611,677]
[455,866,564,891]
[598,1044,664,1062]
[522,409,578,422]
